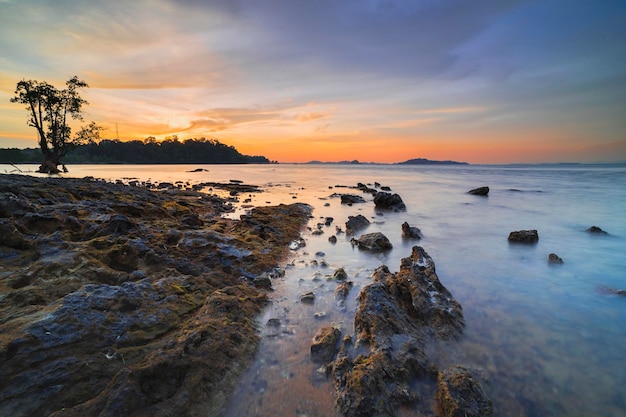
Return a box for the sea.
[3,163,626,417]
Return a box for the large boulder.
[508,229,538,243]
[373,191,406,211]
[345,214,370,235]
[356,232,393,251]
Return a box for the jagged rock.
[508,229,539,243]
[586,226,608,234]
[356,232,393,251]
[341,194,366,205]
[373,191,406,211]
[468,186,489,196]
[345,214,370,235]
[311,326,341,363]
[548,253,564,264]
[401,222,422,239]
[330,246,466,417]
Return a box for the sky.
[1,0,625,164]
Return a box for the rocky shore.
[0,174,311,417]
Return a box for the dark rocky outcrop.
[310,326,342,364]
[401,221,422,239]
[437,366,493,417]
[345,214,370,235]
[586,226,608,234]
[0,174,311,417]
[341,194,366,205]
[373,191,406,211]
[508,229,539,243]
[468,186,489,196]
[329,246,472,416]
[355,232,393,251]
[548,253,564,264]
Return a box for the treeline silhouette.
[0,137,271,164]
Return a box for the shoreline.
[0,173,311,417]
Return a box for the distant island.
[396,158,469,165]
[0,138,271,165]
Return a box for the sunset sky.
[1,0,625,163]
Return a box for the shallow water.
[4,163,626,416]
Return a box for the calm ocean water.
[3,163,626,416]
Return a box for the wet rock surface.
[508,229,539,243]
[468,186,489,196]
[437,366,493,417]
[373,191,406,211]
[328,246,474,416]
[0,174,311,417]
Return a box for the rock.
[310,326,341,363]
[373,191,406,211]
[253,275,272,289]
[345,214,370,235]
[181,213,204,227]
[267,318,281,327]
[437,366,493,417]
[328,235,337,244]
[330,246,465,416]
[586,226,608,234]
[401,221,422,239]
[300,291,316,303]
[0,219,30,249]
[468,186,489,196]
[324,217,334,226]
[105,214,136,235]
[356,232,393,251]
[341,194,366,205]
[548,253,564,264]
[334,281,353,300]
[333,267,348,281]
[508,229,539,243]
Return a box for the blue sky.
[1,0,625,163]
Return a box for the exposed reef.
[0,174,310,417]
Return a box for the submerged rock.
[508,229,539,243]
[468,186,489,196]
[586,226,608,234]
[548,253,564,264]
[341,194,366,205]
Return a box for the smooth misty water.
[4,163,626,416]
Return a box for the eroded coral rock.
[437,366,493,417]
[330,246,467,417]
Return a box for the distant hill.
[396,158,469,165]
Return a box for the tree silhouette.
[10,76,101,173]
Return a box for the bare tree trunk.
[38,152,62,174]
